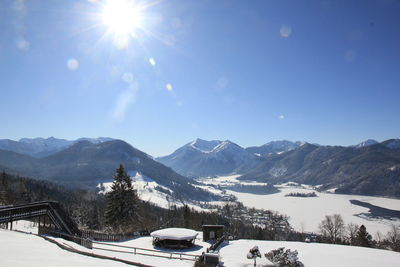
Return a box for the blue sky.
[0,0,399,156]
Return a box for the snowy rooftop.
[150,228,199,240]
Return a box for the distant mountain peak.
[246,140,305,157]
[353,139,379,148]
[157,138,254,177]
[189,138,222,153]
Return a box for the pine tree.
[105,164,139,233]
[354,225,372,247]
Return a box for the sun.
[101,0,144,46]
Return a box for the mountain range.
[0,137,113,158]
[1,136,399,198]
[0,139,215,202]
[157,138,400,197]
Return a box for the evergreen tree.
[354,225,372,247]
[105,164,139,233]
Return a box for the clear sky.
[1,0,399,156]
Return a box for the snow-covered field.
[219,239,400,267]
[202,175,400,235]
[2,229,400,267]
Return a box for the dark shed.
[202,225,224,241]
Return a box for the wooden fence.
[39,226,93,249]
[81,229,150,242]
[92,241,201,262]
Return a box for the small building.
[202,225,224,241]
[150,228,198,249]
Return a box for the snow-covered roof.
[150,228,198,240]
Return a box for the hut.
[150,228,198,249]
[202,225,224,241]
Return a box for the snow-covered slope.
[353,139,379,148]
[3,229,400,267]
[219,239,400,267]
[157,138,256,177]
[0,229,127,267]
[98,171,185,209]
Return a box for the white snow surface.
[98,171,182,209]
[9,219,38,234]
[219,239,400,267]
[227,184,400,235]
[0,229,127,267]
[3,229,400,267]
[151,228,198,240]
[48,232,208,267]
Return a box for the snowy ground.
[201,175,400,235]
[8,219,39,234]
[3,229,400,267]
[97,171,209,212]
[98,171,188,210]
[0,229,127,267]
[219,239,400,267]
[49,231,209,267]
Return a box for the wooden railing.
[39,226,93,249]
[92,241,201,261]
[0,201,80,235]
[81,229,149,242]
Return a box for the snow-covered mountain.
[156,138,257,177]
[0,137,113,157]
[353,139,379,148]
[245,140,305,156]
[382,138,400,149]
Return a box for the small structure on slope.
[202,225,224,242]
[150,228,198,249]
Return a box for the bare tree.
[374,231,384,248]
[386,224,400,252]
[318,214,345,243]
[346,223,359,245]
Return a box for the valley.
[198,175,400,235]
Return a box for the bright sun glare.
[101,0,144,39]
